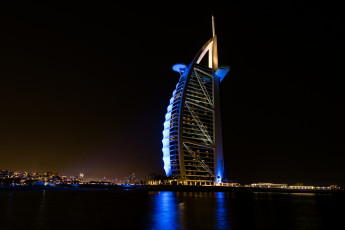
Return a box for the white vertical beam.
[212,15,216,37]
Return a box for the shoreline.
[1,184,343,195]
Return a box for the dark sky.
[0,2,344,186]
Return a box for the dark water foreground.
[0,189,344,230]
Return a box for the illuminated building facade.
[162,17,230,185]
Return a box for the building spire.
[212,15,216,37]
[194,16,218,71]
[212,15,218,72]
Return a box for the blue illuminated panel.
[162,90,176,176]
[215,67,230,82]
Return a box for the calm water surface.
[0,190,343,230]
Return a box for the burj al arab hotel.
[162,17,230,185]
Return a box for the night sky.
[0,2,344,186]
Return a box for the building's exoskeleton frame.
[162,17,230,185]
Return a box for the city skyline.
[0,2,344,186]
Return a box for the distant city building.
[288,185,315,190]
[162,17,230,185]
[248,183,288,189]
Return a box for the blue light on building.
[162,16,230,185]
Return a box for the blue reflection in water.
[215,192,230,230]
[151,191,183,230]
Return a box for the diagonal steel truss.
[194,68,214,107]
[183,143,214,176]
[185,101,213,145]
[191,126,209,144]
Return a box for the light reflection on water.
[215,192,230,229]
[0,190,343,230]
[149,191,231,230]
[150,191,183,230]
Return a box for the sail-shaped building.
[162,17,230,185]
